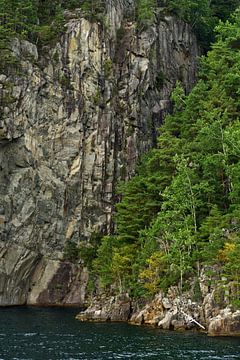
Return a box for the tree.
[136,0,157,28]
[92,236,116,290]
[93,9,240,297]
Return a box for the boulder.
[162,297,172,309]
[76,294,132,322]
[171,319,187,331]
[158,311,174,330]
[208,309,240,336]
[130,294,165,325]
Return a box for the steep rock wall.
[0,4,199,305]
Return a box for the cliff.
[0,2,198,306]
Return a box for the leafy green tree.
[93,9,240,297]
[111,244,136,293]
[92,236,117,290]
[166,0,240,49]
[211,0,240,20]
[139,251,167,295]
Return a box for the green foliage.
[115,145,175,244]
[59,73,73,89]
[0,0,107,68]
[167,0,217,48]
[166,0,240,49]
[93,89,101,106]
[0,0,38,70]
[104,58,113,78]
[36,25,56,44]
[136,0,157,28]
[63,240,79,263]
[63,232,102,267]
[93,10,240,298]
[135,0,240,49]
[81,232,102,268]
[92,236,117,290]
[36,2,65,46]
[221,242,240,289]
[0,0,38,39]
[192,278,202,302]
[80,0,105,23]
[139,251,167,295]
[211,0,240,21]
[155,71,166,90]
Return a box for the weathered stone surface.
[0,243,39,305]
[0,2,199,305]
[78,289,205,331]
[76,294,131,322]
[162,297,172,309]
[27,260,88,306]
[208,309,240,337]
[128,289,205,331]
[171,319,187,331]
[75,268,238,336]
[130,294,164,325]
[158,309,177,330]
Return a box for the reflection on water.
[0,307,239,359]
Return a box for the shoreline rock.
[75,289,240,337]
[208,309,240,337]
[76,294,132,322]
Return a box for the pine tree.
[93,9,240,297]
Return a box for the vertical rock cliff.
[0,2,199,305]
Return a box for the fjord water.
[0,307,239,360]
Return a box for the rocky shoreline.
[76,290,240,337]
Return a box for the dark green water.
[0,307,239,360]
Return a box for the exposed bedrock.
[76,291,240,336]
[208,309,240,337]
[76,268,240,336]
[0,3,199,305]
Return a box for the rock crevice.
[0,6,198,305]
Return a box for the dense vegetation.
[0,0,239,50]
[136,0,240,48]
[92,9,240,305]
[0,0,239,71]
[0,0,105,70]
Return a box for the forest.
[0,0,238,68]
[91,4,240,305]
[0,0,239,46]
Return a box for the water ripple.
[0,308,239,360]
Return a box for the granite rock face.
[0,3,199,305]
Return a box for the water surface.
[0,307,239,359]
